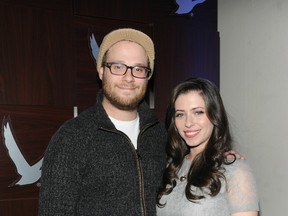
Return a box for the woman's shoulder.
[223,158,255,179]
[223,159,260,213]
[223,159,258,195]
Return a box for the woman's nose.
[185,116,194,127]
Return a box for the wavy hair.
[157,77,235,206]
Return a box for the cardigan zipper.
[135,149,146,216]
[135,121,159,216]
[99,125,157,216]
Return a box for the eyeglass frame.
[102,62,152,79]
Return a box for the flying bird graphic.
[174,0,206,16]
[89,33,99,63]
[2,119,43,186]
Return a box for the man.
[39,28,167,216]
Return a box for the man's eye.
[114,64,123,70]
[135,67,144,72]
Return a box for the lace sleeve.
[226,160,260,213]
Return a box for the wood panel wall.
[0,0,219,215]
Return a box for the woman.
[157,78,259,216]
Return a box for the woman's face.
[174,91,214,154]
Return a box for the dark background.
[0,0,219,215]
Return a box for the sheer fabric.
[157,158,259,216]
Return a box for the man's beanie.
[97,28,155,74]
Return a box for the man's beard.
[102,79,147,111]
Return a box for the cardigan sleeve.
[38,125,86,215]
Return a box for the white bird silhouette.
[89,33,99,63]
[174,0,206,15]
[2,119,43,186]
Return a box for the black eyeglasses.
[103,62,152,79]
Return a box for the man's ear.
[98,66,104,80]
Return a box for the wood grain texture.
[0,0,218,214]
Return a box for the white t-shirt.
[109,114,140,149]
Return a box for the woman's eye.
[195,111,204,115]
[175,113,183,118]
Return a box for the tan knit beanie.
[97,28,155,75]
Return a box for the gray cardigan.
[39,90,167,216]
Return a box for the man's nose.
[123,68,134,81]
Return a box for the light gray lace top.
[157,158,259,216]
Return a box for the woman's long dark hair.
[157,77,235,206]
